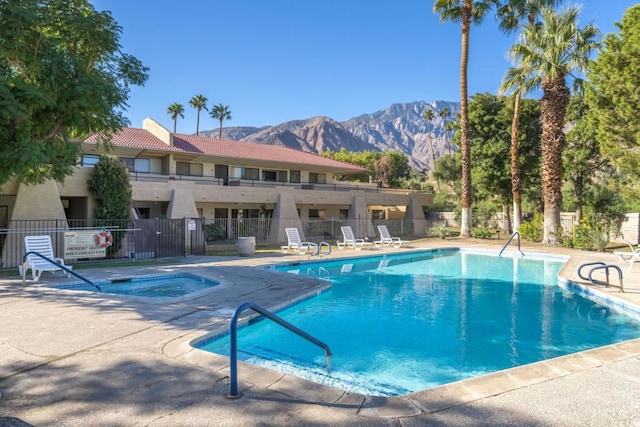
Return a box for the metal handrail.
[499,231,525,257]
[22,251,101,291]
[310,241,331,257]
[577,261,606,281]
[227,301,331,399]
[577,261,624,292]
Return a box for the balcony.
[127,171,426,195]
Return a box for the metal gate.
[131,218,185,259]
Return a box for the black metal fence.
[0,217,417,270]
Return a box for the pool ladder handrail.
[577,261,624,292]
[227,301,331,399]
[499,231,525,258]
[21,251,101,291]
[309,241,331,257]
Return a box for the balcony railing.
[128,172,425,194]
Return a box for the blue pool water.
[197,250,640,396]
[53,273,219,297]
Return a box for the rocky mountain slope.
[200,100,460,170]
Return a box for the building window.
[214,208,228,219]
[0,205,7,227]
[371,210,385,220]
[176,162,203,176]
[81,154,100,167]
[309,209,326,219]
[290,170,301,183]
[339,209,349,220]
[262,170,286,182]
[230,167,259,180]
[309,172,326,184]
[120,157,150,173]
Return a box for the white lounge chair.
[613,240,640,271]
[22,235,72,280]
[337,226,373,250]
[281,228,318,255]
[377,225,410,248]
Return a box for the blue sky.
[91,0,636,133]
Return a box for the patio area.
[1,239,640,426]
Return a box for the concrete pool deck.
[1,239,640,426]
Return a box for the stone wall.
[617,213,640,245]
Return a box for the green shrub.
[429,222,448,239]
[573,217,610,251]
[471,226,496,239]
[204,223,226,242]
[519,212,543,242]
[88,156,132,257]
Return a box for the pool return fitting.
[577,261,624,292]
[226,301,331,399]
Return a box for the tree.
[321,149,409,187]
[467,93,542,232]
[586,5,640,198]
[563,95,607,222]
[0,0,148,185]
[422,108,437,166]
[374,151,410,188]
[508,6,600,244]
[434,0,498,238]
[496,0,560,231]
[210,104,232,138]
[167,103,184,133]
[439,107,452,154]
[88,157,132,219]
[320,148,379,181]
[189,95,208,136]
[87,156,132,257]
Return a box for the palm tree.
[500,66,538,232]
[189,95,208,136]
[497,0,560,233]
[210,104,232,139]
[167,103,184,133]
[439,106,452,154]
[508,6,600,244]
[434,0,498,238]
[422,108,437,166]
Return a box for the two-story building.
[0,118,431,265]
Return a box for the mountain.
[200,100,460,170]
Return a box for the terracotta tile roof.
[172,133,366,171]
[84,128,182,152]
[85,127,367,173]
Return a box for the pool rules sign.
[64,230,107,259]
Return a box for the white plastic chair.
[22,235,72,280]
[376,225,410,248]
[613,240,640,271]
[337,226,372,250]
[281,228,318,255]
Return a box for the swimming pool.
[52,273,220,297]
[196,250,640,396]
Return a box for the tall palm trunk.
[195,111,201,135]
[574,175,583,222]
[459,0,473,238]
[540,76,570,244]
[510,92,523,232]
[429,131,436,166]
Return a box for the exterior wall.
[428,212,457,227]
[617,213,640,245]
[143,118,172,145]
